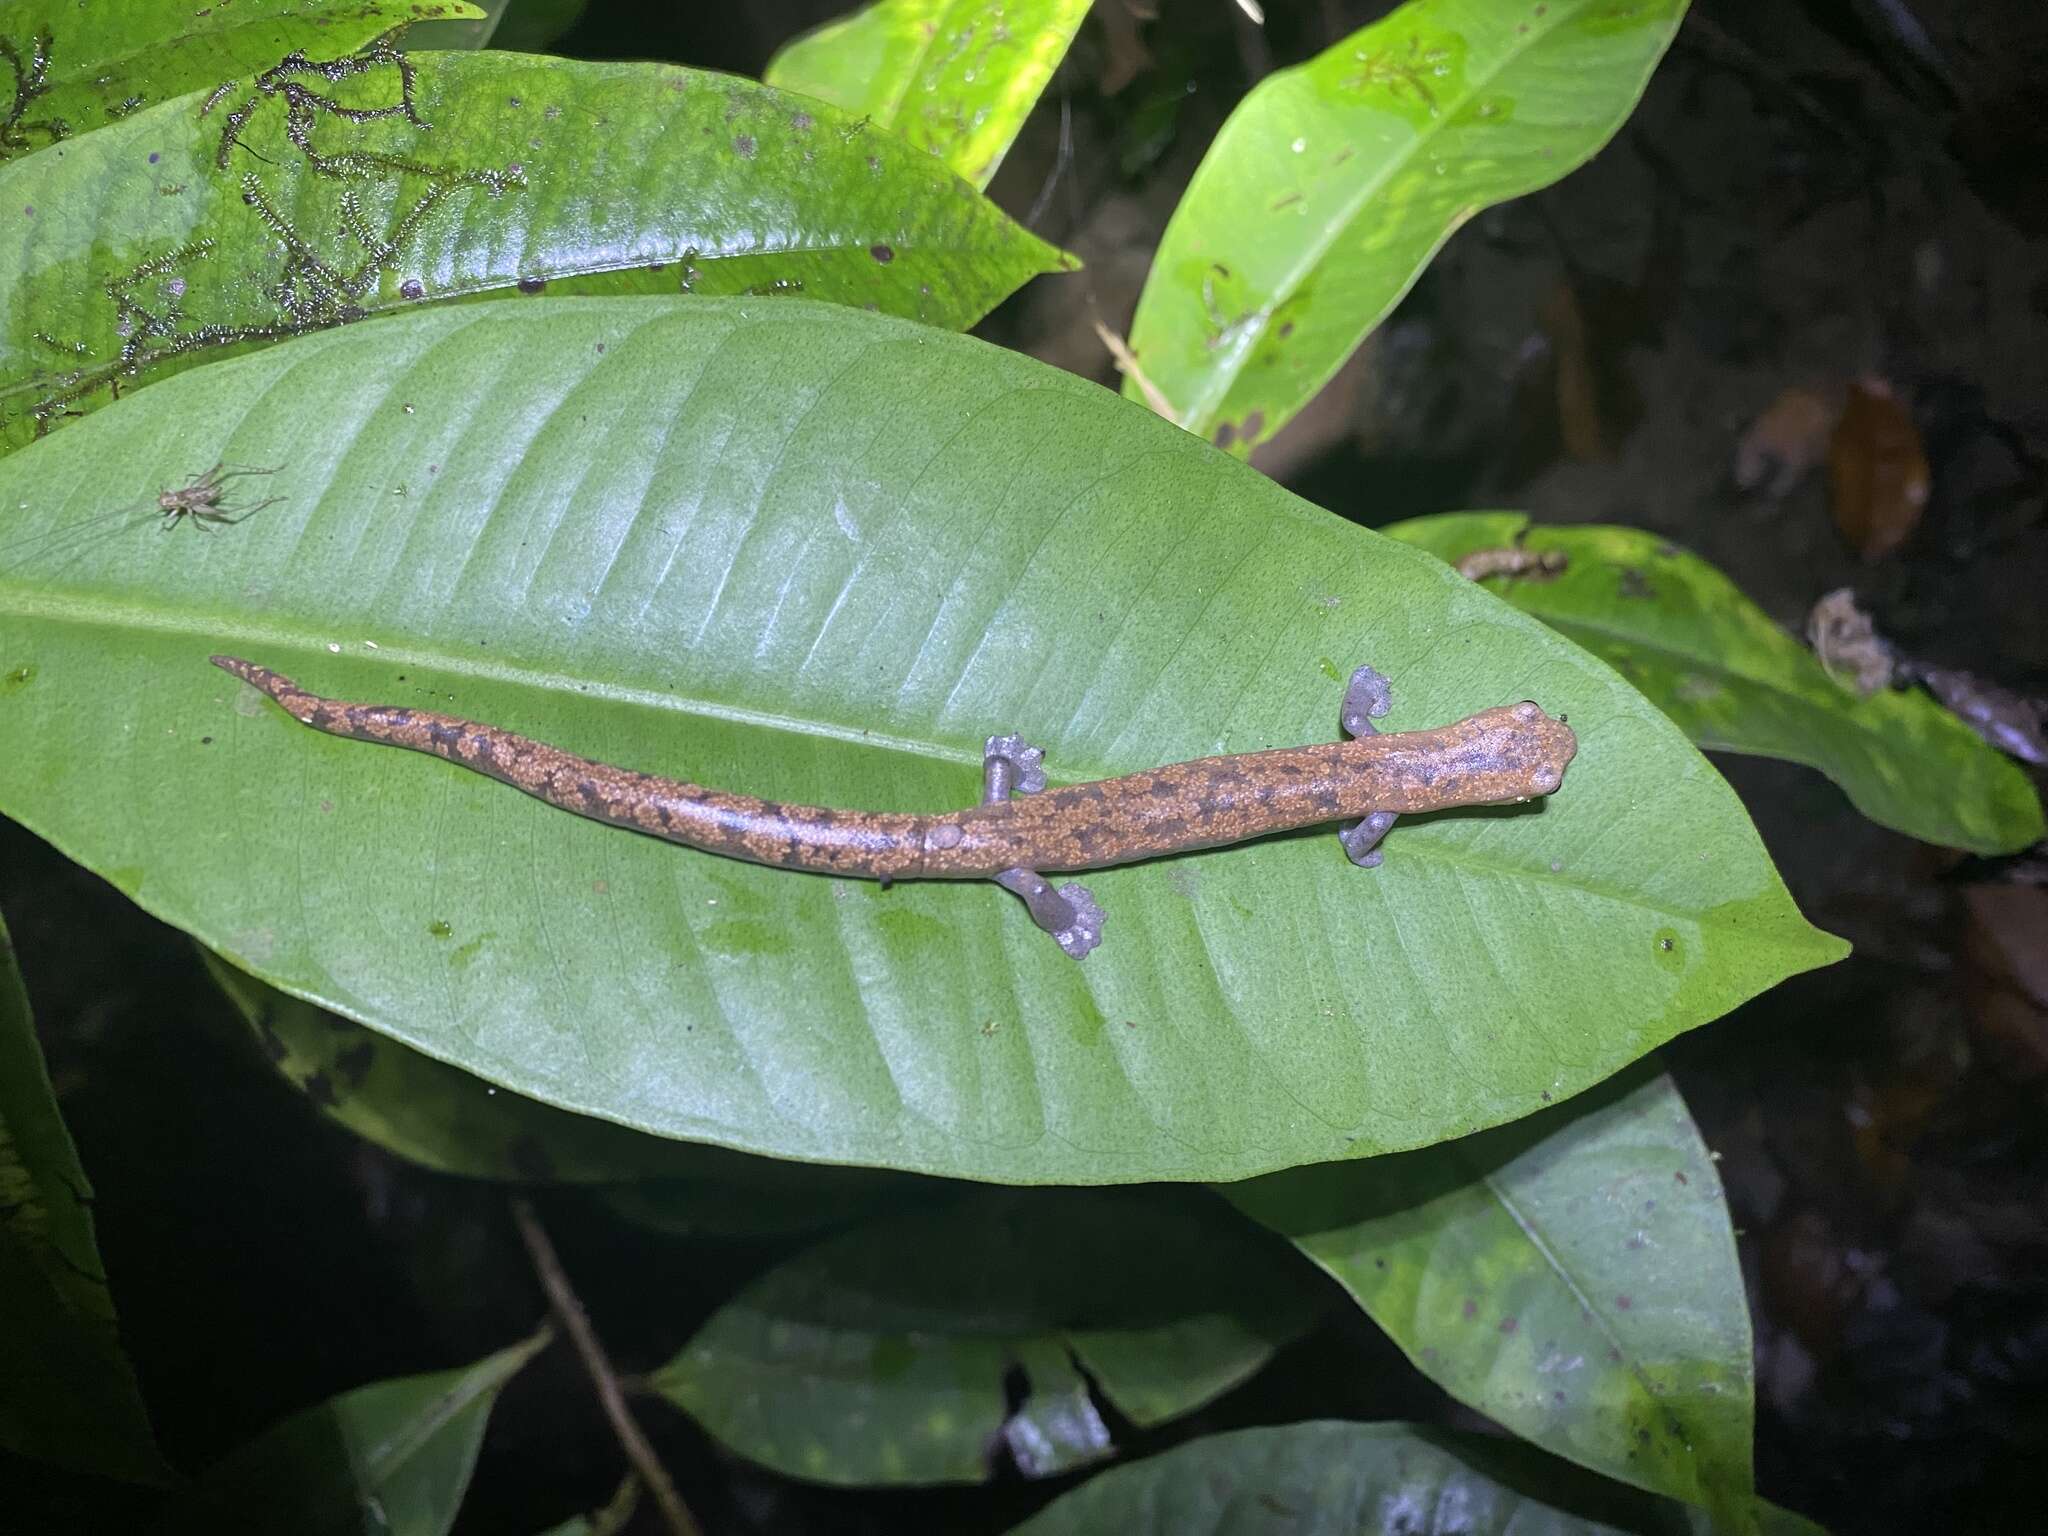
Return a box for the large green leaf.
[1228,1066,1751,1524]
[155,1330,550,1534]
[0,1,479,166]
[0,909,166,1482]
[1006,1422,1827,1536]
[209,946,927,1231]
[1124,0,1686,455]
[649,1188,1320,1485]
[0,297,1842,1182]
[764,0,1091,188]
[0,48,1072,451]
[1383,513,2043,854]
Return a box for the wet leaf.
[1828,378,1928,562]
[0,909,167,1483]
[0,1,478,167]
[0,298,1841,1181]
[205,949,913,1215]
[765,0,1091,187]
[1123,0,1687,455]
[1385,513,2043,855]
[155,1329,550,1534]
[0,48,1073,451]
[211,942,927,1232]
[649,1188,1320,1485]
[1006,1421,1828,1536]
[1227,1066,1752,1524]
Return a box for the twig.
[511,1198,701,1536]
[1090,317,1178,421]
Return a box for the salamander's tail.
[212,655,318,721]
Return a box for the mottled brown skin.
[213,655,1577,958]
[213,654,1576,873]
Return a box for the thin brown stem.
[511,1198,700,1536]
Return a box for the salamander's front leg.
[983,733,1104,960]
[1338,664,1398,869]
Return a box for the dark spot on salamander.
[869,243,895,264]
[516,275,547,295]
[302,1070,338,1109]
[399,278,424,299]
[575,778,605,808]
[1214,421,1237,451]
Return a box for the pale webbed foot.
[983,732,1047,803]
[995,867,1104,960]
[1339,664,1398,869]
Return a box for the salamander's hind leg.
[996,868,1105,960]
[982,733,1103,959]
[1338,664,1398,869]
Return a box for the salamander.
[211,657,1577,960]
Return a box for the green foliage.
[765,0,1091,187]
[0,3,1852,1530]
[0,51,1071,452]
[0,297,1839,1181]
[0,911,165,1483]
[1007,1422,1825,1536]
[650,1188,1320,1484]
[1384,514,2044,853]
[1124,0,1688,456]
[212,948,929,1230]
[153,1331,550,1533]
[1229,1066,1751,1523]
[0,1,480,166]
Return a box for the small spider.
[154,461,282,531]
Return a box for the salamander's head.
[1455,701,1578,803]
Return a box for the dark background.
[5,2,2045,1530]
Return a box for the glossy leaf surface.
[650,1188,1319,1484]
[1229,1066,1751,1522]
[0,48,1072,450]
[211,945,927,1228]
[764,0,1091,187]
[0,910,165,1482]
[0,297,1842,1181]
[156,1330,549,1533]
[1007,1421,1828,1536]
[1383,513,2043,853]
[1124,0,1686,455]
[0,1,477,166]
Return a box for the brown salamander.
[211,657,1577,959]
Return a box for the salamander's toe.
[1054,882,1104,960]
[1340,809,1398,869]
[983,733,1048,797]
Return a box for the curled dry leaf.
[1910,666,2048,766]
[1736,385,1836,496]
[1807,587,1897,697]
[1829,377,1931,561]
[1454,546,1569,583]
[1807,590,2047,763]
